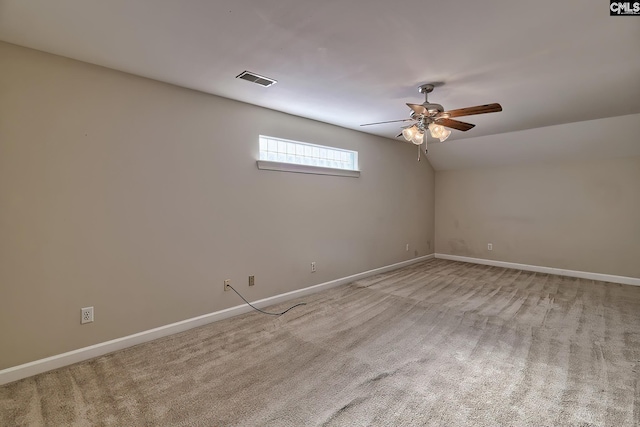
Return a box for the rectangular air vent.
[236,71,277,87]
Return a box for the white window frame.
[256,135,360,178]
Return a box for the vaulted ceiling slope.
[1,0,638,169]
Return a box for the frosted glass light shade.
[402,125,418,141]
[411,131,424,145]
[428,123,451,142]
[439,128,451,142]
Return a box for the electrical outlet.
[311,262,316,273]
[406,243,409,251]
[224,279,231,291]
[487,243,493,251]
[81,307,94,324]
[249,275,255,286]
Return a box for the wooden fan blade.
[406,103,427,115]
[360,118,413,127]
[443,103,502,118]
[435,118,476,131]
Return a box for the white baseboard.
[0,254,435,386]
[435,253,640,287]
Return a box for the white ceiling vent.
[235,71,277,87]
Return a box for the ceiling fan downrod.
[418,83,435,102]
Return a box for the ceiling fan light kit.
[361,83,503,159]
[412,131,424,145]
[428,123,451,142]
[402,125,422,144]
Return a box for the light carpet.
[1,259,639,426]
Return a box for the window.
[257,135,359,177]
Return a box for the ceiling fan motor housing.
[424,103,444,114]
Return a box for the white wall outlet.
[406,243,409,251]
[487,243,493,251]
[81,307,94,324]
[249,275,255,286]
[311,262,316,273]
[224,279,231,291]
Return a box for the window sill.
[256,161,360,178]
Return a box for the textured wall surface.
[0,42,435,369]
[435,157,640,277]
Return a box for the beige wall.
[435,157,640,278]
[0,42,435,369]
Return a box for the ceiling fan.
[361,84,502,159]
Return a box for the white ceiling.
[427,113,640,170]
[1,0,639,169]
